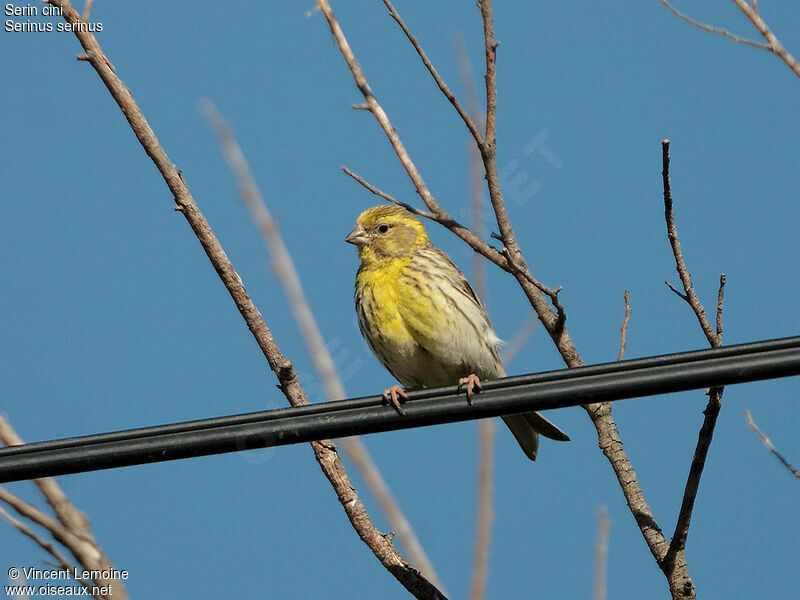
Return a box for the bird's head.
[345,205,431,264]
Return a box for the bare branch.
[658,0,800,80]
[0,506,94,596]
[665,280,688,301]
[584,401,672,567]
[478,0,498,146]
[204,103,446,595]
[731,0,800,79]
[716,274,726,338]
[343,437,447,592]
[0,419,91,537]
[476,0,515,258]
[660,140,728,597]
[657,1,769,49]
[341,167,436,220]
[617,290,632,361]
[662,139,721,347]
[744,410,800,479]
[0,487,118,599]
[0,417,127,600]
[593,507,611,600]
[382,0,484,148]
[662,387,722,576]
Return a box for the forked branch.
[659,0,800,80]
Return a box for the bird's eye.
[378,224,390,234]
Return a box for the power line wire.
[1,336,799,483]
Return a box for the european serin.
[346,204,569,460]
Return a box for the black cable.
[1,336,799,483]
[4,335,798,459]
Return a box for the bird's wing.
[396,247,504,380]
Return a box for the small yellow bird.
[346,204,569,460]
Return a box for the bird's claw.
[458,373,482,405]
[383,385,408,415]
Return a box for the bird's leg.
[382,385,409,415]
[458,373,482,405]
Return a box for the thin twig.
[0,417,126,600]
[381,0,483,148]
[662,386,721,580]
[662,139,721,348]
[204,102,445,592]
[0,487,112,599]
[660,140,727,598]
[44,3,444,598]
[658,0,800,80]
[341,167,436,220]
[744,410,800,479]
[593,507,611,600]
[0,506,94,596]
[716,274,726,338]
[657,1,769,50]
[730,0,800,79]
[617,290,632,361]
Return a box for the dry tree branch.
[732,0,800,79]
[657,1,769,49]
[203,103,445,593]
[744,410,800,479]
[341,436,447,593]
[0,489,105,599]
[341,167,436,220]
[0,417,127,600]
[1,421,90,540]
[618,291,632,361]
[662,141,721,349]
[43,3,445,598]
[0,505,95,596]
[715,274,726,338]
[660,140,728,596]
[316,3,682,597]
[593,507,611,600]
[382,0,483,148]
[659,0,800,80]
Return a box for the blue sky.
[2,1,799,598]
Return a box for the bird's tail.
[502,412,570,461]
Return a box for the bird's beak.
[345,224,368,247]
